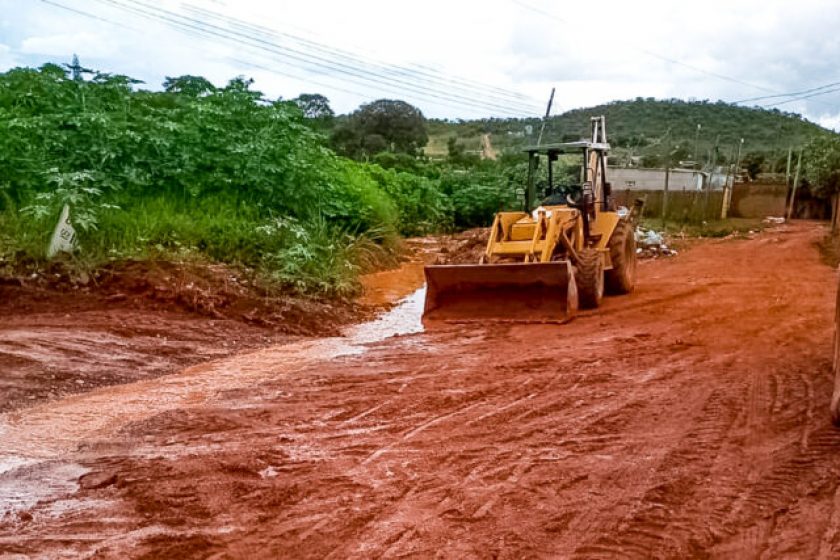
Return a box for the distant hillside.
[427,98,836,170]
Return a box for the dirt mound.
[430,228,489,264]
[0,259,365,413]
[3,259,359,334]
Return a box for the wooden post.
[721,163,733,219]
[831,193,840,233]
[704,136,719,219]
[785,147,793,185]
[720,140,743,220]
[526,151,537,212]
[662,165,671,223]
[785,147,793,207]
[786,150,802,221]
[730,139,744,217]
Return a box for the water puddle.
[358,259,426,308]
[0,461,88,517]
[0,293,425,484]
[0,260,428,515]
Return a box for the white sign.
[47,204,77,258]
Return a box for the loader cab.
[523,141,611,213]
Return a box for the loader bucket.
[423,261,578,324]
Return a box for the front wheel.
[576,248,604,309]
[605,219,637,295]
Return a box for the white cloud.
[816,112,840,132]
[20,32,118,58]
[0,42,15,68]
[1,0,840,123]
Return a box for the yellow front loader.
[424,116,641,323]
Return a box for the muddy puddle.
[0,263,428,516]
[357,259,426,308]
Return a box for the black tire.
[576,248,604,309]
[605,219,637,295]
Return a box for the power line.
[229,58,377,101]
[184,3,538,107]
[762,85,840,108]
[734,80,840,104]
[39,0,137,31]
[509,0,777,95]
[183,4,540,113]
[84,0,540,116]
[41,0,381,106]
[509,0,840,113]
[38,0,536,116]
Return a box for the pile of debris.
[763,216,785,225]
[635,226,677,259]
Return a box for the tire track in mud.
[569,377,748,559]
[5,223,840,559]
[569,352,839,559]
[330,336,693,558]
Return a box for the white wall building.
[608,167,730,192]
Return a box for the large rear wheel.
[605,219,637,295]
[576,248,604,309]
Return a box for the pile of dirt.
[429,228,489,264]
[429,226,686,264]
[2,259,361,335]
[0,258,367,413]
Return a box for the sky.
[2,0,840,129]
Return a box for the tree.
[293,93,334,120]
[803,136,840,197]
[447,136,479,167]
[741,153,765,180]
[332,99,428,159]
[162,75,216,97]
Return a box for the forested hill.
[429,98,836,168]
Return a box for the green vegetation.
[5,61,837,298]
[331,99,429,159]
[0,63,523,296]
[429,98,834,172]
[803,135,840,197]
[0,64,406,296]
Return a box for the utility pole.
[785,147,793,207]
[774,121,784,172]
[662,165,671,224]
[720,152,733,220]
[536,87,555,147]
[693,123,701,164]
[786,150,802,221]
[722,138,744,219]
[661,131,673,223]
[704,135,719,218]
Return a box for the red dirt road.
[3,222,840,558]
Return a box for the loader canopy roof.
[523,141,610,154]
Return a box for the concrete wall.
[730,183,788,218]
[613,183,790,220]
[614,189,722,221]
[609,167,704,192]
[608,167,731,192]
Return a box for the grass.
[0,193,400,298]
